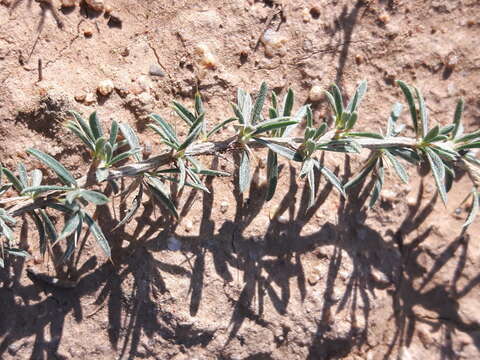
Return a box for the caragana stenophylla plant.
[0,80,479,268]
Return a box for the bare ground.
[1,0,480,359]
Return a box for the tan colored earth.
[1,0,480,359]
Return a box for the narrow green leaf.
[424,146,447,205]
[369,165,384,208]
[306,105,313,128]
[313,123,328,141]
[147,180,179,219]
[206,117,236,139]
[31,211,47,256]
[346,80,367,113]
[118,123,142,162]
[178,124,202,151]
[79,190,109,205]
[196,168,230,177]
[194,92,204,117]
[39,209,58,244]
[172,101,195,126]
[439,124,455,136]
[17,163,28,189]
[109,150,140,166]
[345,112,358,130]
[239,149,251,193]
[307,168,315,208]
[452,98,464,139]
[254,139,303,161]
[348,132,384,139]
[300,158,315,178]
[149,114,179,145]
[455,130,480,144]
[386,102,403,137]
[265,150,278,201]
[68,110,95,141]
[344,159,376,190]
[252,82,268,124]
[397,80,418,136]
[30,169,43,187]
[66,123,95,151]
[253,119,298,135]
[21,185,72,195]
[0,218,14,243]
[463,190,479,229]
[94,137,107,157]
[238,89,252,125]
[324,90,337,116]
[84,212,111,258]
[415,87,428,137]
[384,150,409,184]
[457,142,480,151]
[57,212,81,241]
[231,103,245,125]
[177,158,186,189]
[423,125,439,143]
[389,148,420,164]
[89,111,104,140]
[3,168,24,192]
[331,84,344,118]
[282,89,294,117]
[27,149,77,186]
[319,165,346,197]
[109,120,119,147]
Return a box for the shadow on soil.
[1,160,479,359]
[1,3,479,359]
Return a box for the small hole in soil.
[239,52,248,65]
[310,8,320,19]
[261,0,275,8]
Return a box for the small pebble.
[355,54,363,65]
[138,92,154,105]
[378,12,390,24]
[381,189,397,202]
[104,4,113,14]
[195,43,217,69]
[184,220,193,233]
[85,0,104,12]
[84,92,96,105]
[220,201,228,213]
[444,52,458,71]
[74,92,86,102]
[309,85,323,101]
[301,8,310,22]
[149,64,165,77]
[61,0,76,7]
[262,29,288,57]
[167,236,182,251]
[406,196,416,207]
[97,79,114,96]
[84,26,94,38]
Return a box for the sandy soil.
[1,0,480,359]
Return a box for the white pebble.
[262,29,288,57]
[184,220,193,232]
[195,43,217,69]
[138,92,154,105]
[309,85,323,101]
[381,189,397,202]
[84,92,96,105]
[167,236,182,251]
[85,0,104,12]
[220,201,228,213]
[97,79,114,96]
